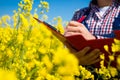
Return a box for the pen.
[77,15,86,23]
[77,15,89,30]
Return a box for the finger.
[64,32,81,37]
[68,21,83,27]
[77,47,91,57]
[66,26,81,33]
[88,58,101,65]
[85,49,100,59]
[90,52,101,60]
[87,52,101,64]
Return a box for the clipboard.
[34,17,120,67]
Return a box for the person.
[64,0,120,65]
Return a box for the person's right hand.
[64,21,96,40]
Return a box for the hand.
[75,47,101,65]
[65,42,101,65]
[64,21,96,40]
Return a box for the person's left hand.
[64,21,96,40]
[65,42,101,65]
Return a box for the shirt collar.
[89,0,118,19]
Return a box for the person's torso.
[72,3,120,38]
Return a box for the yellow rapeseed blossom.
[79,66,94,80]
[53,48,79,76]
[98,66,111,79]
[42,55,53,71]
[114,38,120,44]
[111,39,120,53]
[100,54,105,60]
[109,55,114,61]
[6,48,13,58]
[54,17,65,34]
[20,68,27,79]
[25,60,35,71]
[1,15,11,27]
[0,69,17,80]
[24,40,32,48]
[104,45,109,52]
[19,13,29,29]
[46,74,60,80]
[109,67,118,77]
[112,43,120,53]
[12,12,18,28]
[0,45,6,51]
[38,46,47,54]
[117,55,120,70]
[42,14,48,21]
[17,32,24,44]
[40,1,49,9]
[24,0,31,3]
[37,67,48,78]
[0,0,120,79]
[62,76,75,80]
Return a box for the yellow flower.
[39,23,52,37]
[109,67,118,77]
[100,54,105,60]
[42,55,53,71]
[19,13,29,29]
[23,0,33,12]
[46,74,60,80]
[35,77,43,80]
[111,43,120,53]
[25,61,35,71]
[24,40,32,47]
[17,32,24,44]
[18,1,23,8]
[38,46,47,54]
[52,48,79,76]
[1,15,10,27]
[0,69,17,80]
[117,55,120,70]
[79,66,94,79]
[0,45,6,51]
[2,0,120,79]
[114,39,120,44]
[26,77,31,80]
[108,55,114,61]
[104,45,109,52]
[62,76,75,80]
[12,12,18,28]
[42,14,48,21]
[98,67,111,79]
[100,60,104,67]
[37,68,48,78]
[20,68,27,79]
[54,17,64,34]
[24,50,35,60]
[24,0,30,3]
[40,1,49,9]
[6,48,13,58]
